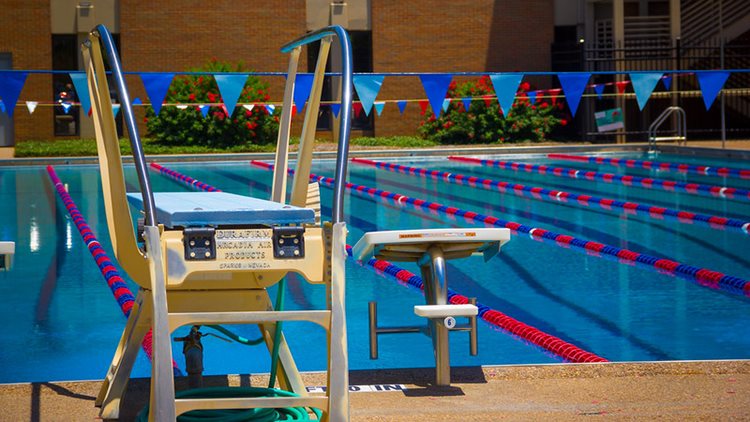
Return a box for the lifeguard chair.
[82,24,353,420]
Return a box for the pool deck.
[1,360,748,420]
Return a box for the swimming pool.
[1,149,749,384]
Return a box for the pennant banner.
[176,105,188,110]
[461,97,472,111]
[25,101,37,114]
[0,71,27,117]
[62,102,72,114]
[557,73,590,116]
[0,99,4,114]
[417,100,429,115]
[662,75,672,91]
[527,91,537,104]
[199,105,209,118]
[132,97,143,105]
[242,104,255,112]
[373,101,385,116]
[112,104,121,117]
[140,73,174,115]
[629,72,662,110]
[419,74,452,116]
[441,98,450,113]
[397,100,407,114]
[330,103,341,118]
[696,71,730,110]
[69,72,91,115]
[353,74,385,116]
[594,84,605,99]
[292,73,314,111]
[214,74,247,117]
[490,73,523,116]
[265,104,276,114]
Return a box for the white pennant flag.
[26,101,38,114]
[242,104,255,112]
[176,105,188,110]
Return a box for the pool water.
[1,151,749,383]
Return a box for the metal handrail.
[281,26,353,224]
[648,106,686,152]
[89,24,158,228]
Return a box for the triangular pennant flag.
[62,102,72,114]
[292,73,314,112]
[140,73,174,115]
[615,81,628,94]
[112,104,121,117]
[330,103,341,118]
[397,100,407,114]
[662,75,672,91]
[214,74,247,117]
[219,104,229,117]
[242,104,255,112]
[352,102,363,118]
[629,72,662,110]
[594,84,605,99]
[489,73,524,116]
[353,74,385,116]
[373,101,385,116]
[200,105,209,118]
[0,99,5,114]
[417,100,429,115]
[441,98,451,113]
[176,105,188,110]
[696,71,730,110]
[0,71,27,117]
[69,72,91,114]
[461,97,472,111]
[419,74,453,116]
[25,101,38,114]
[549,88,561,105]
[292,104,297,116]
[265,104,275,114]
[483,96,493,107]
[527,91,537,104]
[557,73,590,116]
[133,97,142,105]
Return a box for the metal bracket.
[273,226,305,259]
[183,227,216,261]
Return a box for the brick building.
[0,0,554,145]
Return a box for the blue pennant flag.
[527,91,537,104]
[594,84,605,99]
[292,73,314,111]
[69,72,91,115]
[330,103,341,118]
[0,99,4,114]
[629,72,662,110]
[557,73,591,116]
[490,73,524,116]
[133,97,142,105]
[419,74,453,116]
[215,74,248,117]
[696,71,730,110]
[397,100,407,114]
[265,104,276,114]
[112,104,121,117]
[662,75,672,90]
[373,101,385,116]
[140,73,174,115]
[442,98,451,113]
[62,102,72,114]
[353,74,385,116]
[0,71,27,117]
[461,97,472,111]
[200,105,209,118]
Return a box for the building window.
[307,30,373,131]
[52,35,80,136]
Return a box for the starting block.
[353,228,510,386]
[0,241,14,271]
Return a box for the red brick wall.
[0,0,53,141]
[371,0,554,136]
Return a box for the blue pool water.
[1,151,749,383]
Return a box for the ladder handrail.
[91,24,158,228]
[281,26,353,225]
[648,106,686,151]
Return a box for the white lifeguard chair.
[352,228,510,386]
[82,24,354,421]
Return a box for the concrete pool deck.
[1,360,748,420]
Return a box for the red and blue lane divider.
[150,162,220,192]
[46,166,181,375]
[345,246,608,363]
[449,155,750,203]
[548,153,750,181]
[147,162,608,362]
[353,158,750,235]
[251,160,750,298]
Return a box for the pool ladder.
[648,106,686,152]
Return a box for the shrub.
[418,76,563,144]
[145,59,279,148]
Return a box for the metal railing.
[649,106,686,151]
